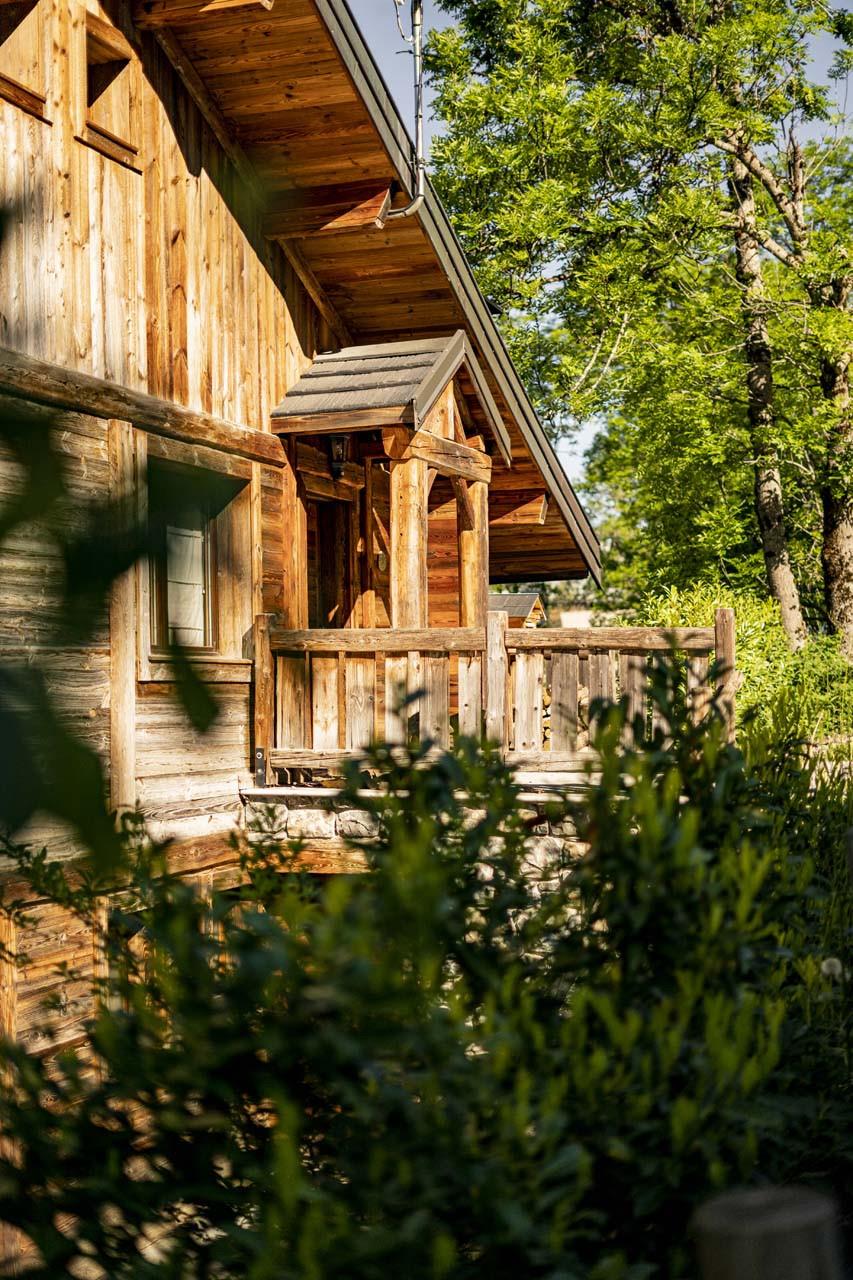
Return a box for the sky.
[347,1,444,145]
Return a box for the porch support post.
[390,453,427,628]
[458,477,488,737]
[388,453,427,738]
[278,440,309,751]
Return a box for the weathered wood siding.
[0,395,111,861]
[0,0,326,859]
[0,0,322,414]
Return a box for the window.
[148,461,247,656]
[79,11,139,169]
[0,0,47,120]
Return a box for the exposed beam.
[490,492,548,527]
[133,0,272,27]
[263,180,394,240]
[382,426,492,485]
[273,406,407,435]
[152,28,261,199]
[0,345,286,467]
[280,240,353,347]
[296,441,364,489]
[450,475,475,531]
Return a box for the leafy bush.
[636,583,853,739]
[0,689,850,1280]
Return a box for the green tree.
[428,0,851,646]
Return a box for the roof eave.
[313,0,601,585]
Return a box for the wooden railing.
[252,608,736,782]
[486,607,736,768]
[252,620,486,781]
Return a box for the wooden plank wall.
[0,0,328,1064]
[0,0,322,415]
[0,0,326,850]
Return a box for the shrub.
[0,689,850,1279]
[636,582,853,738]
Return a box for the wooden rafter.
[279,240,353,347]
[262,180,394,240]
[133,0,272,28]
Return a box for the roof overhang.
[132,0,601,584]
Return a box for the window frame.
[0,0,50,123]
[148,469,221,656]
[136,434,256,686]
[75,10,141,172]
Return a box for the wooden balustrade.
[252,609,736,780]
[253,625,486,774]
[490,606,736,766]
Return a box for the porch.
[254,332,735,793]
[251,607,737,790]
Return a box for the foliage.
[0,696,850,1278]
[427,0,852,621]
[635,583,853,736]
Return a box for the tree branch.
[712,134,806,253]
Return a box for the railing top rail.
[269,626,486,654]
[504,626,717,653]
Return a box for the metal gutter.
[314,0,601,582]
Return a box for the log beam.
[390,453,427,629]
[382,426,492,485]
[0,345,286,466]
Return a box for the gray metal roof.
[271,330,512,462]
[489,592,544,618]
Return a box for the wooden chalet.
[0,0,737,1094]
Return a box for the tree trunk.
[819,351,853,657]
[729,159,808,650]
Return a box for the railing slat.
[345,657,375,750]
[550,651,578,752]
[514,652,544,753]
[619,652,647,743]
[384,655,407,744]
[422,654,450,748]
[270,626,485,653]
[506,626,715,652]
[715,607,737,742]
[277,653,309,751]
[589,651,613,707]
[687,653,711,725]
[311,655,339,752]
[457,653,482,738]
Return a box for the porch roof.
[270,332,511,463]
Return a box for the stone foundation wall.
[242,790,587,873]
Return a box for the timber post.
[692,1186,843,1280]
[485,609,509,747]
[458,477,488,737]
[714,606,737,742]
[253,613,275,785]
[389,450,428,740]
